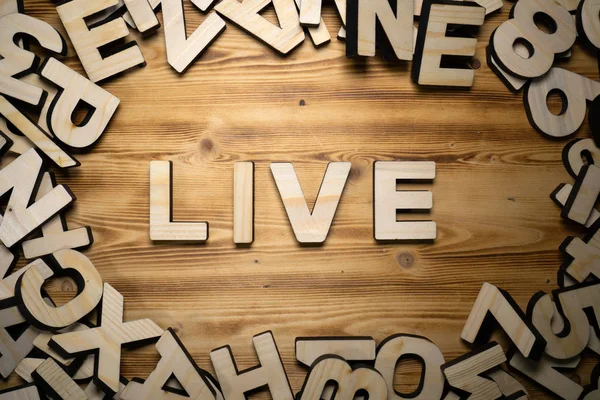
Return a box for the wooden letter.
[412,1,485,87]
[150,161,209,241]
[560,220,600,283]
[32,358,87,400]
[124,0,160,35]
[49,283,163,395]
[0,97,79,169]
[22,173,93,259]
[551,183,600,228]
[577,0,600,50]
[215,0,305,54]
[508,350,583,400]
[0,299,39,379]
[16,250,103,330]
[491,0,575,80]
[562,138,600,178]
[271,162,350,243]
[210,331,294,400]
[529,282,600,360]
[162,0,226,73]
[234,162,254,244]
[524,68,600,138]
[442,342,506,400]
[122,328,219,400]
[39,57,120,150]
[461,282,546,360]
[346,0,413,60]
[374,161,436,241]
[56,0,145,83]
[375,334,445,400]
[0,13,66,107]
[562,164,600,225]
[296,337,376,400]
[0,384,41,400]
[298,355,387,400]
[295,337,376,367]
[0,149,75,248]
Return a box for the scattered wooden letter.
[210,331,294,400]
[56,0,145,83]
[529,282,600,360]
[215,0,305,54]
[49,283,164,395]
[485,368,529,399]
[295,337,375,400]
[562,164,600,225]
[22,173,93,259]
[461,282,546,360]
[124,0,160,35]
[508,350,583,400]
[562,138,600,178]
[0,149,75,248]
[0,298,40,379]
[16,250,103,330]
[32,358,87,400]
[374,161,436,241]
[295,336,376,367]
[298,355,387,400]
[346,0,414,60]
[271,162,350,243]
[0,383,42,400]
[39,57,120,150]
[560,219,600,283]
[162,0,226,73]
[442,342,506,400]
[577,0,600,50]
[234,162,254,244]
[0,97,79,169]
[412,0,485,87]
[122,328,219,400]
[375,334,445,400]
[15,358,44,383]
[551,183,600,228]
[491,0,576,80]
[150,161,209,241]
[524,68,600,138]
[486,45,527,93]
[0,13,66,107]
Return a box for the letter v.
[163,0,226,73]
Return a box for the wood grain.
[1,1,600,398]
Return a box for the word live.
[149,160,437,244]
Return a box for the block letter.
[210,331,294,400]
[442,342,505,400]
[375,334,445,400]
[346,0,413,60]
[39,57,120,150]
[412,1,485,87]
[50,283,163,395]
[298,355,387,400]
[215,0,305,54]
[234,162,254,244]
[461,282,546,360]
[150,161,209,241]
[0,149,75,248]
[374,161,436,241]
[163,0,226,73]
[271,162,350,243]
[16,250,103,330]
[56,0,145,83]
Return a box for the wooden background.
[4,0,600,397]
